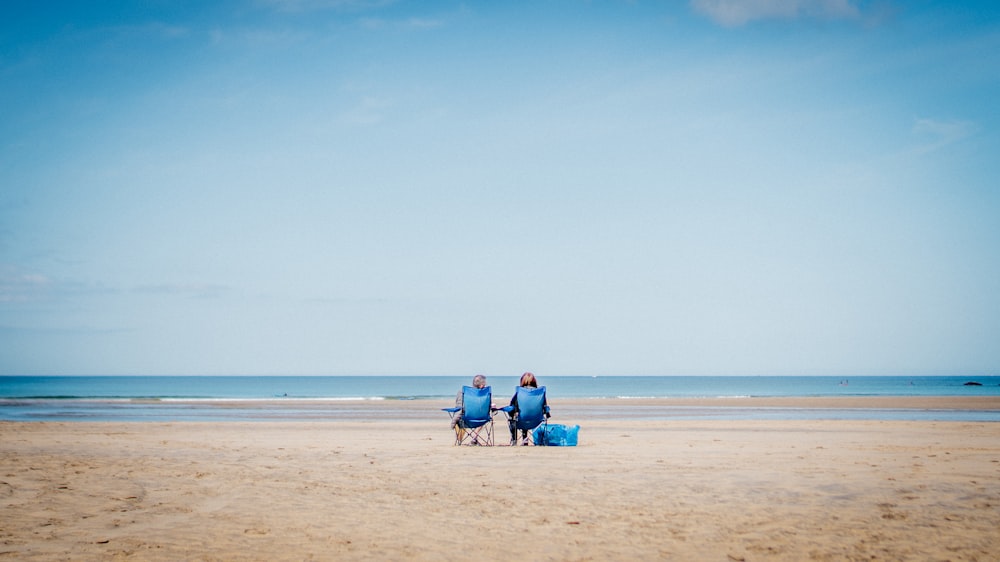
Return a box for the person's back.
[452,374,488,442]
[508,372,548,445]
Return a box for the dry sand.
[2,398,999,561]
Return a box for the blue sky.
[2,0,998,376]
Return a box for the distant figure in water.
[839,379,848,386]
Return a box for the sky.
[1,0,998,377]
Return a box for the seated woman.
[507,372,549,446]
[452,374,488,443]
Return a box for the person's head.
[519,372,537,388]
[472,374,487,389]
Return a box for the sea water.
[1,375,998,422]
[4,375,1000,400]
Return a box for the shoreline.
[141,395,1000,412]
[3,396,999,424]
[102,395,1000,410]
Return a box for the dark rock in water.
[963,381,983,386]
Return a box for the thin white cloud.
[340,96,392,125]
[81,22,192,42]
[359,16,445,30]
[691,0,862,27]
[403,17,445,29]
[143,23,191,39]
[0,324,131,336]
[132,283,231,299]
[358,17,387,29]
[257,0,396,13]
[0,268,120,303]
[0,268,51,303]
[208,27,310,48]
[911,117,978,153]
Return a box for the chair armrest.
[498,405,515,413]
[442,407,461,413]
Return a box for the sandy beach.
[3,397,999,561]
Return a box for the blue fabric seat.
[442,385,495,446]
[500,386,549,445]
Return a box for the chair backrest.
[514,386,547,430]
[462,385,492,424]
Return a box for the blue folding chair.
[443,386,495,446]
[500,386,549,446]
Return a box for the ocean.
[2,375,998,422]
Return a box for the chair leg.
[456,421,496,446]
[459,425,483,446]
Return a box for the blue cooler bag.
[533,424,580,446]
